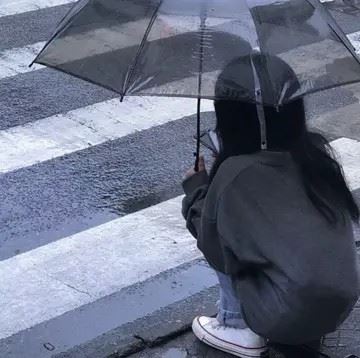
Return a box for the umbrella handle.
[194,154,200,172]
[194,98,201,172]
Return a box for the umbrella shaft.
[250,55,268,150]
[194,4,207,172]
[194,97,201,172]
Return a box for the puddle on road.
[120,186,182,215]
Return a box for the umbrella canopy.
[32,0,360,107]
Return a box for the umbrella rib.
[329,24,360,66]
[30,0,88,67]
[246,2,269,149]
[121,0,163,100]
[305,0,360,65]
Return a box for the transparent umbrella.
[31,0,360,168]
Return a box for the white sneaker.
[192,316,268,357]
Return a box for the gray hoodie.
[182,150,360,344]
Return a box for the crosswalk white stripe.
[278,33,360,78]
[348,31,360,56]
[0,42,45,79]
[0,96,213,174]
[0,137,358,341]
[0,73,359,176]
[0,196,200,340]
[330,138,360,191]
[0,0,75,17]
[1,73,359,175]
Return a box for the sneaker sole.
[192,316,269,358]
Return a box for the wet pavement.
[0,112,214,260]
[1,1,360,357]
[1,2,360,261]
[127,287,360,358]
[1,83,359,261]
[122,247,360,358]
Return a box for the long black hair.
[210,55,359,226]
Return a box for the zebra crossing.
[0,97,213,174]
[0,1,360,357]
[0,0,76,17]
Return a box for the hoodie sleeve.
[210,177,267,274]
[181,171,209,239]
[182,158,266,275]
[196,169,267,276]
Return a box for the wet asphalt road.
[0,3,360,357]
[0,1,359,261]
